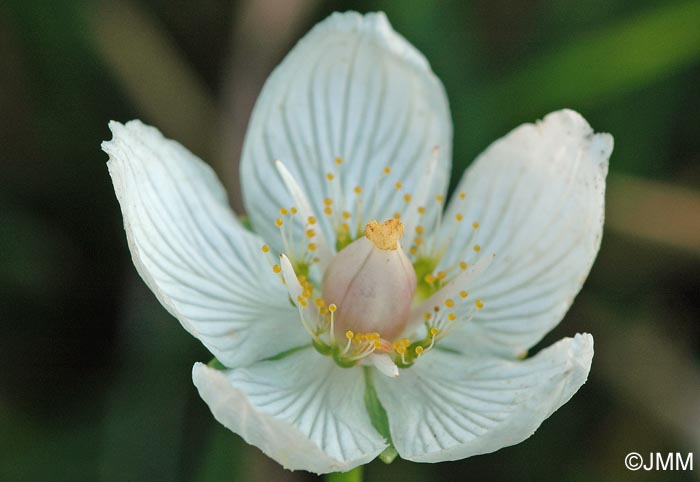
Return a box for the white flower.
[103,11,612,475]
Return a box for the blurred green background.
[1,0,699,481]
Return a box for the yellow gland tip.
[326,173,334,181]
[475,299,484,309]
[261,244,270,253]
[383,166,391,175]
[473,244,481,252]
[444,298,455,308]
[345,330,354,339]
[448,313,457,321]
[307,216,317,225]
[458,192,466,200]
[328,303,337,313]
[279,208,288,215]
[335,157,343,165]
[424,274,436,283]
[394,181,402,190]
[290,207,298,215]
[455,213,463,221]
[364,219,404,250]
[415,346,424,355]
[275,218,283,227]
[423,312,431,321]
[272,264,281,274]
[472,221,480,229]
[417,206,426,214]
[354,186,362,194]
[459,290,468,298]
[403,194,412,202]
[459,261,468,270]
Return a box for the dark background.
[1,0,699,480]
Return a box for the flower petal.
[192,349,387,474]
[373,333,593,462]
[437,110,611,356]
[104,120,308,367]
[241,11,452,252]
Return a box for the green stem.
[325,465,363,482]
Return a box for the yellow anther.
[355,333,365,342]
[393,212,401,220]
[290,207,298,215]
[415,346,424,356]
[275,218,283,227]
[424,274,436,284]
[473,244,481,252]
[396,345,406,355]
[308,216,317,225]
[261,244,270,253]
[455,213,464,222]
[415,226,424,234]
[472,221,480,229]
[383,166,391,175]
[423,312,431,321]
[418,206,426,214]
[395,181,403,190]
[444,298,455,308]
[435,194,444,203]
[324,198,333,206]
[272,264,281,274]
[459,290,468,298]
[448,313,457,321]
[373,340,382,349]
[368,332,380,341]
[354,186,362,194]
[345,330,354,339]
[475,299,484,309]
[335,157,343,165]
[459,261,468,270]
[279,208,288,215]
[437,271,446,280]
[300,299,308,307]
[308,243,317,251]
[328,303,337,313]
[305,229,315,238]
[296,295,304,303]
[430,327,439,336]
[324,207,333,215]
[458,192,466,200]
[403,193,412,202]
[400,338,411,348]
[326,173,334,181]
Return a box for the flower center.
[261,158,491,374]
[322,219,417,341]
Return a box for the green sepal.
[207,357,227,370]
[238,215,253,231]
[363,367,397,464]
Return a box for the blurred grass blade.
[485,0,700,119]
[607,174,700,255]
[87,0,218,159]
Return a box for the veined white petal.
[104,120,307,367]
[373,333,593,462]
[192,349,387,474]
[241,11,452,253]
[438,110,611,357]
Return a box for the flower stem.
[325,466,363,482]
